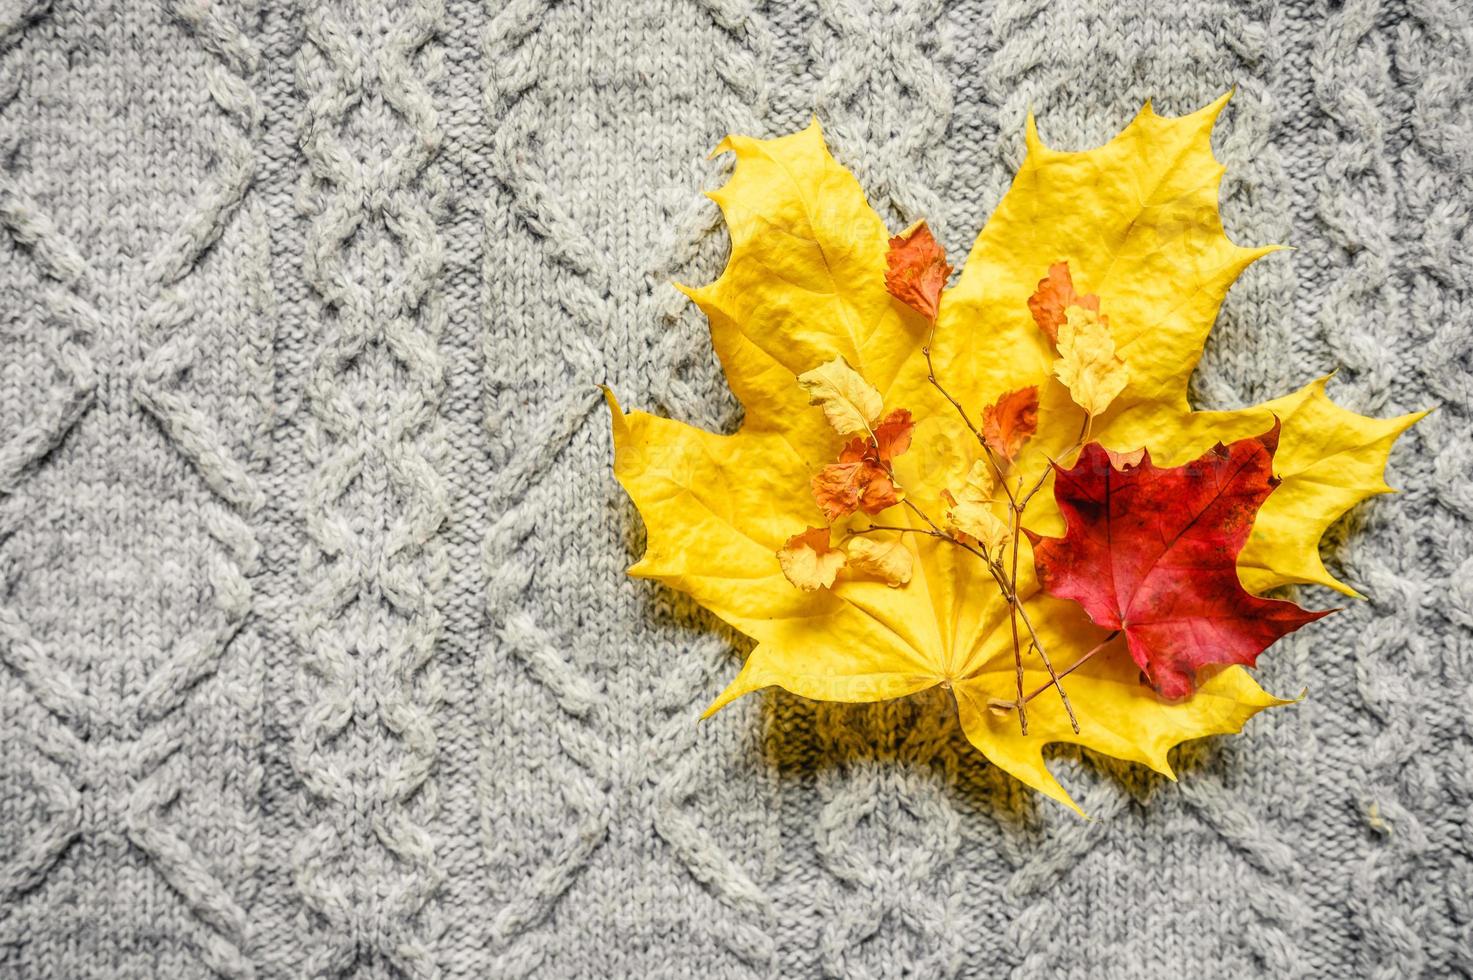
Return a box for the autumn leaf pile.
[606,95,1423,812]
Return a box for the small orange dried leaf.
[810,408,913,522]
[884,220,952,320]
[871,408,915,462]
[777,526,845,591]
[1027,260,1101,344]
[981,386,1040,463]
[811,458,902,522]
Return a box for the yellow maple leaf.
[606,95,1424,811]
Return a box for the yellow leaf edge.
[1273,380,1430,599]
[1173,373,1433,599]
[700,650,942,719]
[953,667,1301,817]
[671,115,830,317]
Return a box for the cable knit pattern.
[1,2,1469,978]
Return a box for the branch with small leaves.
[779,231,1133,735]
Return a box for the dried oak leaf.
[606,96,1424,810]
[1029,423,1330,699]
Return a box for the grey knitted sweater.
[1,1,1470,978]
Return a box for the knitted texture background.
[1,1,1471,977]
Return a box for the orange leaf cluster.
[811,409,915,521]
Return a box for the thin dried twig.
[989,631,1121,710]
[919,318,1034,731]
[882,303,1101,735]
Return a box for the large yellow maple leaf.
[606,95,1423,811]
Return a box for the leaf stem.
[912,314,1102,735]
[1018,412,1090,512]
[983,555,1079,733]
[921,317,1032,731]
[854,510,991,567]
[1006,498,1030,732]
[902,497,949,539]
[999,412,1096,733]
[922,319,989,457]
[868,460,991,569]
[990,631,1121,710]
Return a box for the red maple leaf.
[1027,422,1329,698]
